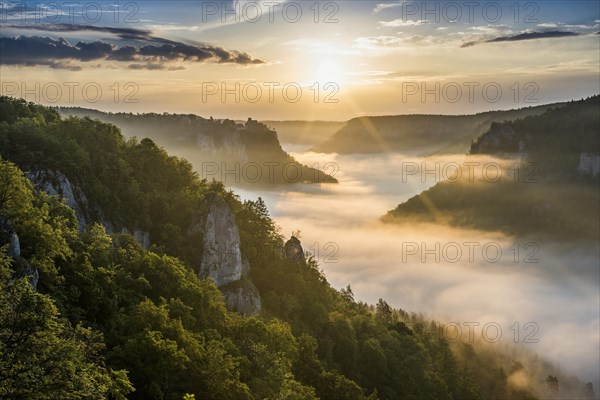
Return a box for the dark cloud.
[461,30,580,48]
[0,23,265,69]
[128,63,186,71]
[0,36,264,69]
[7,23,172,43]
[0,36,100,69]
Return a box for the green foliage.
[0,251,133,400]
[0,157,76,289]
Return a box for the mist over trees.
[385,96,600,242]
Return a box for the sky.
[1,0,599,119]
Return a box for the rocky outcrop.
[198,193,244,287]
[0,215,21,259]
[26,168,151,248]
[222,280,262,316]
[197,130,248,164]
[133,230,151,250]
[26,168,90,231]
[284,236,305,263]
[578,153,600,178]
[0,215,38,289]
[220,130,248,162]
[195,192,261,316]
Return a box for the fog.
[235,150,600,387]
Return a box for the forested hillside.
[311,103,567,155]
[0,97,595,400]
[56,107,337,187]
[261,120,345,146]
[385,96,600,241]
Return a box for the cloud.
[0,35,265,70]
[0,23,265,69]
[354,35,404,48]
[461,30,580,48]
[468,25,512,34]
[379,19,426,27]
[373,2,403,13]
[128,63,186,71]
[354,34,448,50]
[8,23,160,42]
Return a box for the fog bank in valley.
[236,151,600,386]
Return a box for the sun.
[315,60,344,83]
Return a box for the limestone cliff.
[196,192,261,316]
[25,168,151,248]
[222,280,262,317]
[26,168,90,232]
[198,193,244,287]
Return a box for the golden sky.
[1,1,599,119]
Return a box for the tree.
[0,251,133,400]
[546,375,559,393]
[584,382,594,399]
[375,299,393,325]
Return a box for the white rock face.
[133,230,151,249]
[0,215,38,289]
[199,194,243,287]
[223,283,262,316]
[578,153,600,177]
[26,169,89,231]
[196,130,247,162]
[221,130,247,161]
[0,215,20,259]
